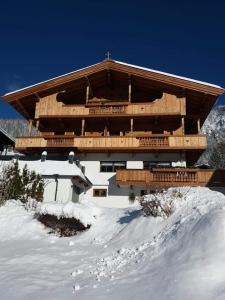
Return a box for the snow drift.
[0,187,225,300]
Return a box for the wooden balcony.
[116,168,225,187]
[35,93,186,118]
[15,134,207,152]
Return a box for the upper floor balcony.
[15,134,207,152]
[35,92,186,119]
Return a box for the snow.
[4,60,222,97]
[17,159,86,179]
[0,187,225,299]
[38,200,101,226]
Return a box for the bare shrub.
[138,188,186,218]
[36,213,91,237]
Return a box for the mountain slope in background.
[199,105,225,165]
[0,119,38,137]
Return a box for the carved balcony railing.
[138,136,169,147]
[15,134,207,151]
[116,168,225,187]
[89,105,125,114]
[46,137,74,147]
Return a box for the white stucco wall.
[76,152,186,208]
[43,178,73,203]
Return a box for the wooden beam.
[181,117,185,134]
[17,100,30,118]
[128,75,132,102]
[130,118,134,132]
[197,118,201,133]
[85,76,93,100]
[35,119,40,130]
[81,119,85,136]
[86,85,89,104]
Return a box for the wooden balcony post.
[197,118,201,133]
[128,75,132,102]
[130,118,134,132]
[86,85,90,105]
[181,117,185,135]
[35,119,40,130]
[104,125,108,136]
[28,119,33,136]
[81,119,85,136]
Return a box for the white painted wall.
[76,152,186,208]
[43,178,73,203]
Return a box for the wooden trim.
[3,61,224,103]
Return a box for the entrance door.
[72,185,80,203]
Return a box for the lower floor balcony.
[15,134,207,152]
[116,168,225,187]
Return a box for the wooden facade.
[15,134,207,152]
[116,169,225,187]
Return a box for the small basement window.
[93,189,107,197]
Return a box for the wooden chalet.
[2,59,225,203]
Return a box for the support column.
[130,118,133,132]
[181,117,185,135]
[81,119,85,136]
[128,76,132,102]
[104,125,108,136]
[86,85,90,105]
[35,119,40,130]
[197,118,201,133]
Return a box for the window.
[143,161,171,169]
[100,161,126,172]
[93,189,107,197]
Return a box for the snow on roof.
[4,60,222,97]
[115,60,222,89]
[17,159,86,179]
[4,62,102,96]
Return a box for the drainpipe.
[54,174,59,202]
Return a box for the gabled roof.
[2,59,224,102]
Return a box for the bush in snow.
[36,201,101,237]
[37,214,90,237]
[138,189,184,218]
[1,161,44,205]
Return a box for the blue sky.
[0,0,225,118]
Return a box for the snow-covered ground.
[0,187,225,300]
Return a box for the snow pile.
[38,200,101,226]
[0,200,45,241]
[0,187,225,299]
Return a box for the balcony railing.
[116,168,225,187]
[89,105,125,114]
[15,134,207,151]
[35,93,186,118]
[138,137,169,147]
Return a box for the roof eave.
[2,60,224,103]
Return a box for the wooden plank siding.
[15,134,207,151]
[35,92,186,118]
[116,169,225,187]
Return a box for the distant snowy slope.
[0,187,225,299]
[202,105,225,143]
